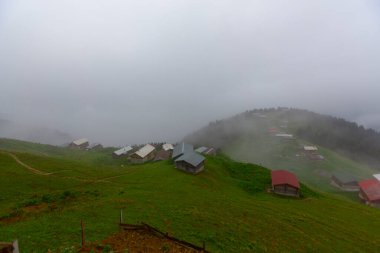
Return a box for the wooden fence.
[119,222,210,253]
[0,240,19,253]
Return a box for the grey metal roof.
[88,143,102,149]
[332,171,357,183]
[304,146,318,151]
[172,142,193,159]
[134,144,156,158]
[162,143,174,151]
[195,147,208,153]
[175,151,205,167]
[72,138,88,145]
[204,148,215,155]
[113,146,133,156]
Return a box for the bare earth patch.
[79,230,204,253]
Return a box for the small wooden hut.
[271,170,300,197]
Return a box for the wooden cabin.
[358,179,380,207]
[68,138,89,149]
[172,142,194,160]
[331,172,359,191]
[162,143,174,152]
[203,147,216,156]
[154,150,171,161]
[275,133,294,140]
[271,170,300,197]
[175,151,205,174]
[87,143,103,150]
[303,145,318,152]
[195,146,208,154]
[113,146,133,158]
[195,146,216,156]
[130,144,156,163]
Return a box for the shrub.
[42,194,56,203]
[102,245,112,253]
[61,190,77,200]
[19,197,40,207]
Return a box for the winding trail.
[1,151,135,184]
[5,152,53,176]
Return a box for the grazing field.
[185,109,380,202]
[223,133,378,201]
[1,141,380,252]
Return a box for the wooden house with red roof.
[358,179,380,207]
[271,170,300,197]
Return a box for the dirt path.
[79,230,204,253]
[1,151,125,184]
[4,152,53,176]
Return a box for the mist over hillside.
[185,108,380,170]
[1,1,380,145]
[0,118,72,145]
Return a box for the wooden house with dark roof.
[87,143,103,150]
[172,142,194,160]
[331,172,359,191]
[154,150,171,161]
[175,151,205,174]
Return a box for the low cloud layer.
[1,0,380,145]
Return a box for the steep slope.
[0,119,72,145]
[186,108,380,166]
[0,149,380,252]
[184,108,380,199]
[0,138,125,167]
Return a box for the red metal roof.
[268,127,278,134]
[271,170,300,189]
[358,179,380,202]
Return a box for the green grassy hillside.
[223,133,377,201]
[184,109,380,201]
[0,138,127,166]
[1,146,380,252]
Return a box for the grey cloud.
[1,0,380,145]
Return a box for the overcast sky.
[1,0,380,145]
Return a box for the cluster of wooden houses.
[270,167,380,205]
[67,138,212,175]
[112,142,209,174]
[268,127,325,161]
[268,127,294,140]
[112,143,168,163]
[302,145,324,161]
[331,171,380,208]
[68,137,379,207]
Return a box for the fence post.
[81,220,85,247]
[12,240,19,253]
[120,209,123,224]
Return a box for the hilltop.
[184,108,380,199]
[0,139,380,252]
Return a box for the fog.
[1,0,380,146]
